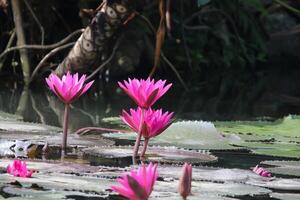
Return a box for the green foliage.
[197,0,211,7]
[170,0,268,81]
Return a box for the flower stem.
[140,138,149,158]
[132,131,142,164]
[62,103,70,153]
[132,108,145,164]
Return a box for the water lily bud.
[178,162,192,199]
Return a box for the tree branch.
[30,42,75,81]
[0,29,84,61]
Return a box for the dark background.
[1,0,300,120]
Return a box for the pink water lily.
[253,165,272,177]
[121,107,174,158]
[118,78,172,109]
[121,107,174,139]
[45,71,94,152]
[112,162,158,200]
[46,72,94,104]
[7,160,33,178]
[178,163,192,200]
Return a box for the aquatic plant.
[178,163,192,200]
[121,107,174,157]
[46,72,94,152]
[253,165,272,177]
[111,162,158,200]
[118,78,173,160]
[118,78,172,109]
[7,160,33,178]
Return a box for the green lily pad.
[246,178,300,191]
[104,121,241,150]
[0,131,114,150]
[216,115,300,138]
[238,142,300,158]
[150,180,271,199]
[158,166,263,182]
[215,115,300,158]
[82,145,218,164]
[270,192,300,200]
[0,159,274,199]
[261,160,300,177]
[0,186,105,200]
[0,111,60,133]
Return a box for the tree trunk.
[55,0,137,76]
[11,0,31,85]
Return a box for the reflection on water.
[0,80,182,131]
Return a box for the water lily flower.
[7,160,33,178]
[46,72,94,104]
[46,72,94,152]
[121,107,174,157]
[253,165,272,177]
[112,162,158,200]
[118,78,172,109]
[178,163,192,200]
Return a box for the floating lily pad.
[0,111,22,121]
[149,179,271,199]
[0,111,60,133]
[0,159,99,174]
[216,115,300,138]
[246,178,300,191]
[82,145,217,164]
[101,117,124,126]
[0,159,273,199]
[0,186,105,200]
[270,192,300,200]
[0,131,114,150]
[238,142,300,158]
[104,121,241,150]
[261,160,300,177]
[158,166,262,182]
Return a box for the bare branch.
[24,0,45,45]
[0,30,16,71]
[30,42,75,81]
[138,13,189,91]
[0,29,84,60]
